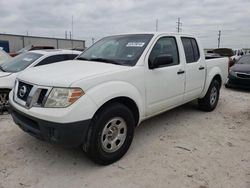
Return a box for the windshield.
[77,34,153,66]
[0,50,10,63]
[237,55,250,64]
[18,44,32,53]
[0,52,43,73]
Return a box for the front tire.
[85,103,135,165]
[198,80,220,112]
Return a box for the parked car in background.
[9,45,55,57]
[0,48,11,64]
[71,47,85,52]
[9,32,228,165]
[0,49,81,112]
[231,49,244,62]
[226,55,250,89]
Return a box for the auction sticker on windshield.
[23,58,34,62]
[126,42,145,47]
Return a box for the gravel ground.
[0,87,249,188]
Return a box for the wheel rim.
[101,117,127,153]
[210,87,218,106]
[0,92,8,109]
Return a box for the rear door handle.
[177,70,185,74]
[199,66,205,70]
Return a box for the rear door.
[181,37,206,101]
[145,36,185,116]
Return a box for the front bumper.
[10,104,91,147]
[226,74,250,89]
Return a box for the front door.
[145,36,185,116]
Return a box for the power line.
[218,30,221,48]
[176,18,182,33]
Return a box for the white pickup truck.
[9,32,228,165]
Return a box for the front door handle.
[199,66,205,70]
[177,70,185,74]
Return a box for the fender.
[86,81,145,120]
[199,66,222,98]
[0,73,16,89]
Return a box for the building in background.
[0,33,85,53]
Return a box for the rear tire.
[85,103,135,165]
[198,80,220,112]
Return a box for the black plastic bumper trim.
[9,104,91,148]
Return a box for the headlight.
[44,88,84,108]
[229,70,237,77]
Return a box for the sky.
[0,0,250,48]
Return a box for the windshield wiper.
[0,65,5,72]
[76,56,123,65]
[89,58,122,65]
[76,57,90,61]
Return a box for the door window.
[149,37,179,68]
[181,37,200,63]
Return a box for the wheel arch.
[93,96,140,127]
[200,67,223,98]
[213,74,222,88]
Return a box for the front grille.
[14,80,51,108]
[37,89,48,105]
[17,81,33,102]
[237,73,250,79]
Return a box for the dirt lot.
[0,87,249,188]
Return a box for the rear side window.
[181,37,200,63]
[36,55,68,66]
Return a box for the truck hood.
[231,64,250,73]
[17,60,129,87]
[0,71,12,78]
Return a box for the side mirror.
[150,54,173,69]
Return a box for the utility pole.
[92,37,95,44]
[65,31,68,39]
[69,31,72,39]
[176,18,182,33]
[155,19,158,32]
[218,30,221,48]
[71,15,74,39]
